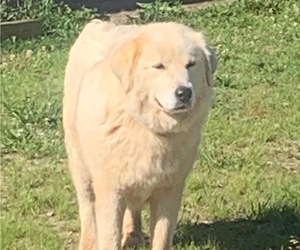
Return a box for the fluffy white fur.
[63,20,217,250]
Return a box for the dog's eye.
[186,61,196,69]
[153,63,165,70]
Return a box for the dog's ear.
[203,46,217,87]
[111,38,142,93]
[194,32,217,87]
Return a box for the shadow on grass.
[175,206,300,250]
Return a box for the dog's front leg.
[93,184,125,250]
[149,183,185,250]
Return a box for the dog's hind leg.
[122,208,147,248]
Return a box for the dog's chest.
[119,146,179,205]
[84,120,200,205]
[114,130,198,205]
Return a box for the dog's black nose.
[175,86,192,103]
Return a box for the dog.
[63,20,217,250]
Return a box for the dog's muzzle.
[154,84,194,113]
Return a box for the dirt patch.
[267,140,300,174]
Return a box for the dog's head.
[111,22,217,133]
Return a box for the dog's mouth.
[155,98,191,113]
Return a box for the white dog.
[63,20,217,250]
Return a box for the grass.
[1,0,300,249]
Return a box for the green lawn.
[1,0,300,249]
